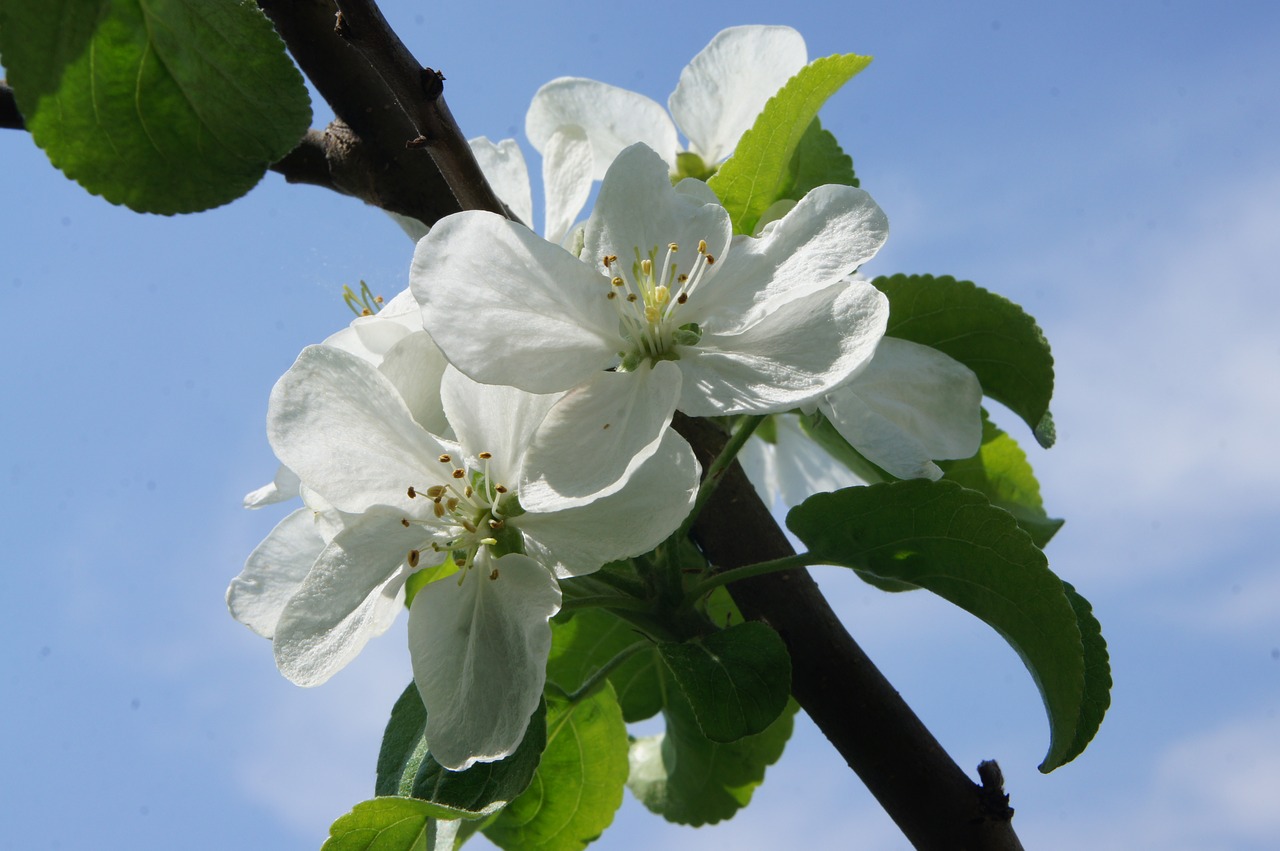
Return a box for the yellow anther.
[698,239,708,253]
[668,242,679,251]
[426,485,446,498]
[478,451,492,460]
[432,501,445,518]
[641,258,653,276]
[611,276,624,287]
[488,518,503,529]
[627,293,638,302]
[655,285,670,304]
[645,305,660,322]
[446,498,459,511]
[603,254,617,267]
[438,454,452,464]
[480,537,498,546]
[495,484,508,494]
[408,549,420,568]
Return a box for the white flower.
[413,142,889,502]
[526,26,808,179]
[254,344,698,769]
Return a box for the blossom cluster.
[228,26,982,772]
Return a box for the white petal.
[378,331,450,437]
[540,125,593,245]
[440,367,560,484]
[739,416,864,508]
[268,346,451,516]
[698,185,889,330]
[583,144,732,279]
[526,77,679,177]
[228,508,325,639]
[669,26,808,165]
[822,337,984,479]
[243,464,301,508]
[519,361,682,510]
[273,509,420,686]
[468,136,534,227]
[409,552,560,770]
[679,281,887,416]
[387,211,431,242]
[412,212,620,393]
[518,427,698,578]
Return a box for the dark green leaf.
[788,480,1089,771]
[658,622,791,742]
[0,0,311,213]
[708,53,872,235]
[781,117,858,200]
[321,797,458,851]
[547,608,664,723]
[376,683,431,798]
[939,413,1064,547]
[628,692,797,826]
[484,685,629,851]
[873,275,1056,447]
[411,701,547,818]
[1061,582,1111,768]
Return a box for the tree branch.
[674,413,1025,851]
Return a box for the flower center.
[404,450,520,573]
[602,240,715,370]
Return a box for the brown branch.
[675,413,1025,851]
[2,81,26,130]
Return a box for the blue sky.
[3,1,1278,848]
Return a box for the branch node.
[977,759,1015,821]
[420,67,445,101]
[406,135,430,149]
[333,10,351,38]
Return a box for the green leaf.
[376,683,433,798]
[322,798,460,851]
[781,117,858,200]
[1062,582,1111,767]
[0,0,311,213]
[411,700,548,818]
[484,685,629,851]
[657,622,791,742]
[708,52,872,235]
[628,692,797,826]
[547,608,664,723]
[939,413,1064,547]
[787,480,1092,771]
[873,275,1056,447]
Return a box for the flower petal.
[696,185,889,331]
[409,551,561,770]
[377,331,450,437]
[668,26,808,165]
[519,427,698,578]
[541,125,593,245]
[527,78,679,176]
[243,463,301,508]
[519,361,682,510]
[273,508,420,686]
[739,416,864,508]
[468,136,535,227]
[821,337,984,480]
[268,346,451,516]
[412,212,620,394]
[440,367,560,484]
[679,280,887,415]
[228,508,324,638]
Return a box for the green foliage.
[657,622,791,742]
[628,692,798,826]
[781,118,858,200]
[873,275,1057,447]
[483,685,629,851]
[1063,582,1112,768]
[788,480,1107,771]
[376,683,432,798]
[547,608,665,723]
[322,798,460,851]
[0,0,310,213]
[939,413,1064,547]
[708,53,872,235]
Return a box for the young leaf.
[781,117,858,200]
[547,608,664,723]
[0,0,311,214]
[787,480,1093,771]
[657,622,792,743]
[483,685,629,851]
[708,53,872,235]
[1062,582,1111,767]
[322,797,460,851]
[411,700,548,818]
[873,275,1056,447]
[939,413,1064,547]
[628,691,797,826]
[376,683,432,798]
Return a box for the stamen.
[494,484,508,494]
[401,518,411,528]
[488,518,503,529]
[407,486,417,498]
[489,568,500,580]
[426,485,446,498]
[451,469,465,479]
[677,293,688,304]
[432,502,445,518]
[668,242,678,252]
[407,549,420,568]
[480,537,498,546]
[438,454,452,464]
[698,239,707,254]
[478,451,492,460]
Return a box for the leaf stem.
[559,594,654,614]
[565,640,651,705]
[687,552,819,599]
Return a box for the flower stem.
[673,415,767,545]
[686,552,820,599]
[559,594,655,614]
[565,640,651,705]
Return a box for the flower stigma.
[604,240,711,371]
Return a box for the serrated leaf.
[547,608,664,723]
[873,274,1056,447]
[376,683,432,798]
[484,685,628,851]
[939,413,1064,547]
[628,692,797,826]
[781,117,858,200]
[1061,582,1111,768]
[708,52,872,235]
[788,480,1091,771]
[658,622,791,743]
[322,798,460,851]
[0,0,311,213]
